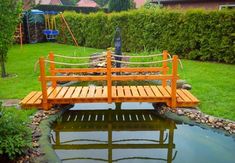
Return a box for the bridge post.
[49,52,57,88]
[107,50,112,103]
[39,57,49,110]
[162,50,168,87]
[171,55,178,108]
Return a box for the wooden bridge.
[20,50,199,110]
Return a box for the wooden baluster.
[39,57,48,110]
[171,55,178,108]
[162,50,168,87]
[49,52,57,88]
[107,50,112,103]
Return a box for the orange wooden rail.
[37,50,178,110]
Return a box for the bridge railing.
[39,50,179,110]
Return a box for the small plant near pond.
[0,107,35,160]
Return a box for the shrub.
[0,108,35,160]
[56,9,235,64]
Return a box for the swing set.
[43,11,59,40]
[42,11,78,46]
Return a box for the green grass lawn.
[0,43,234,120]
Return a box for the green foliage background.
[56,9,235,63]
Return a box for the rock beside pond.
[176,80,186,88]
[176,109,184,116]
[32,142,39,148]
[182,84,192,90]
[208,116,216,123]
[228,123,235,129]
[189,113,196,120]
[224,126,230,131]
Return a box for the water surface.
[51,103,235,163]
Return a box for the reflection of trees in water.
[51,109,177,163]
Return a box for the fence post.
[171,55,178,108]
[107,50,112,103]
[49,52,57,88]
[39,57,49,110]
[162,50,168,87]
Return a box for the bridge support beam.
[39,57,49,110]
[171,55,178,108]
[162,50,168,88]
[107,50,112,103]
[49,52,57,88]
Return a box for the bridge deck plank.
[87,86,96,98]
[137,86,147,97]
[64,87,76,98]
[94,86,103,97]
[130,86,140,97]
[117,86,124,97]
[48,87,62,99]
[144,86,155,97]
[102,86,107,97]
[157,86,171,98]
[177,89,191,102]
[56,87,69,99]
[71,87,82,98]
[123,86,132,97]
[150,86,164,98]
[21,85,199,108]
[27,91,42,104]
[80,87,89,98]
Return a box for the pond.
[51,103,235,163]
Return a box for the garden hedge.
[56,9,235,63]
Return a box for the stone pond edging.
[158,106,235,136]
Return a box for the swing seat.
[51,30,59,35]
[43,29,52,35]
[43,30,59,40]
[43,30,59,36]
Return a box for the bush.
[0,108,35,160]
[56,9,235,64]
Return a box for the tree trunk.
[0,54,7,78]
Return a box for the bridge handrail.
[39,50,178,110]
[44,59,105,66]
[111,58,173,65]
[53,53,107,59]
[112,53,172,59]
[50,67,169,74]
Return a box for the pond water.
[51,103,235,163]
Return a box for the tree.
[108,0,135,12]
[70,0,78,5]
[143,0,162,9]
[94,0,109,7]
[0,0,22,77]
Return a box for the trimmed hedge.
[56,9,235,63]
[34,5,107,14]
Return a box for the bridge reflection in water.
[51,109,177,163]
